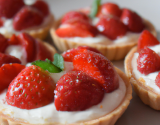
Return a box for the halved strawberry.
[32,0,50,17]
[96,16,127,40]
[0,53,21,67]
[6,65,55,109]
[73,50,119,93]
[120,8,145,32]
[137,47,160,75]
[0,34,8,53]
[54,70,104,111]
[56,19,98,38]
[97,2,122,17]
[0,64,25,92]
[155,73,160,88]
[138,30,159,51]
[17,33,36,62]
[34,40,53,61]
[62,46,102,62]
[0,0,25,18]
[13,6,44,31]
[61,11,90,24]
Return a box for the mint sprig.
[89,0,101,18]
[31,54,64,73]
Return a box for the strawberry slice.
[13,6,44,31]
[73,50,119,93]
[0,64,25,92]
[0,53,21,67]
[54,70,104,111]
[61,11,90,24]
[32,0,50,17]
[34,40,53,61]
[56,19,98,38]
[17,33,36,62]
[138,30,159,51]
[155,73,160,88]
[96,16,127,40]
[97,2,122,17]
[0,0,25,18]
[120,8,145,32]
[137,47,160,75]
[62,46,102,62]
[6,65,55,109]
[0,34,8,53]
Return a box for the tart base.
[50,18,156,61]
[0,67,132,125]
[125,46,160,110]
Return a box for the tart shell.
[50,18,156,61]
[0,67,132,125]
[125,46,160,110]
[4,15,54,40]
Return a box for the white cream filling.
[0,62,126,124]
[132,44,160,93]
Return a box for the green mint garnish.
[53,53,64,70]
[31,54,64,73]
[89,0,101,18]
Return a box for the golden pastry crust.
[0,67,132,125]
[3,15,54,40]
[50,18,156,61]
[125,46,160,110]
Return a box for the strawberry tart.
[0,0,54,40]
[50,0,156,61]
[125,30,160,110]
[0,47,132,124]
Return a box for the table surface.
[45,0,160,124]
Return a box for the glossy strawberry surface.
[61,11,90,23]
[0,53,21,67]
[56,19,98,38]
[13,6,44,31]
[0,34,8,53]
[137,47,160,75]
[138,30,159,51]
[120,8,145,32]
[54,70,104,111]
[0,64,25,92]
[97,2,122,17]
[73,50,119,93]
[96,16,127,40]
[0,0,25,18]
[62,46,102,62]
[6,65,55,109]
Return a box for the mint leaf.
[89,0,101,18]
[32,60,62,73]
[53,53,64,70]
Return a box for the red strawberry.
[6,65,55,109]
[34,40,53,61]
[8,34,20,45]
[13,6,44,31]
[17,33,36,62]
[137,47,160,75]
[0,34,8,53]
[56,19,98,38]
[0,53,21,67]
[73,50,119,93]
[155,73,160,88]
[97,2,122,17]
[61,11,90,23]
[0,18,3,27]
[32,0,50,17]
[0,0,25,18]
[62,46,102,62]
[120,8,145,32]
[96,16,127,40]
[0,64,25,92]
[54,70,104,111]
[138,30,159,51]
